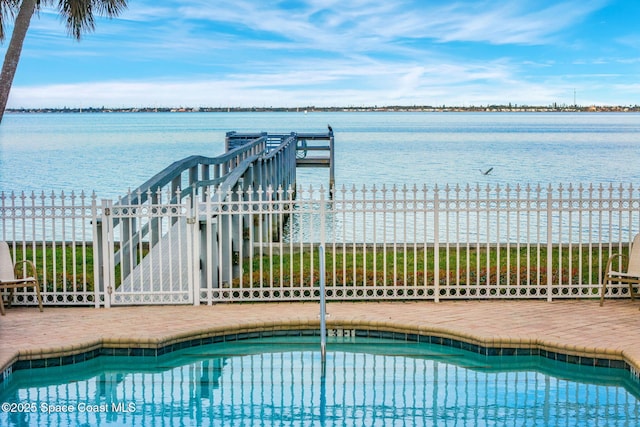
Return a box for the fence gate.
[101,195,199,306]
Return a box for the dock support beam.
[329,130,335,191]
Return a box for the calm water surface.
[1,112,639,199]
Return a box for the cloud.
[10,0,611,66]
[414,0,609,45]
[5,54,565,109]
[615,34,640,50]
[165,0,610,49]
[3,0,634,108]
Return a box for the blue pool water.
[1,336,639,426]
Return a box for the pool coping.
[2,325,632,378]
[0,304,640,382]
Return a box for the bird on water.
[480,167,494,175]
[328,124,333,133]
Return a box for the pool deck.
[2,300,640,376]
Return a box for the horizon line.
[6,104,640,113]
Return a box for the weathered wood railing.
[97,132,302,305]
[96,135,268,295]
[227,130,335,188]
[121,135,267,206]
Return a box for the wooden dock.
[226,130,335,189]
[103,129,336,306]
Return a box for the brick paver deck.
[2,300,640,376]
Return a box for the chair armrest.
[14,259,39,282]
[605,253,628,276]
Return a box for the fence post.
[434,186,440,303]
[200,189,217,304]
[92,196,103,308]
[546,185,553,302]
[101,199,113,308]
[120,216,133,280]
[231,182,242,281]
[219,189,233,287]
[189,195,200,306]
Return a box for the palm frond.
[59,0,95,39]
[0,0,21,42]
[95,0,127,17]
[58,0,127,40]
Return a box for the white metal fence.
[204,183,640,303]
[0,191,100,306]
[1,183,639,307]
[100,193,198,307]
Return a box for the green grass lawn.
[10,242,622,294]
[236,244,619,290]
[12,243,96,292]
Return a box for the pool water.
[1,336,639,426]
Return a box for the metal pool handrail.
[319,244,327,361]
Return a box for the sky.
[1,0,639,109]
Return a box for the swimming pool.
[1,335,639,426]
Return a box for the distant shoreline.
[6,105,640,114]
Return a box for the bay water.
[1,112,639,200]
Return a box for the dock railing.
[98,132,299,306]
[95,135,271,303]
[2,182,639,307]
[227,130,335,188]
[98,129,330,301]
